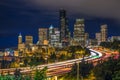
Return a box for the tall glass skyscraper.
[59,9,70,46]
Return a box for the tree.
[65,59,93,80]
[79,59,93,79]
[93,57,117,80]
[113,71,120,80]
[34,66,47,80]
[59,54,66,61]
[62,63,77,80]
[49,53,56,62]
[104,72,112,80]
[23,75,31,80]
[14,69,22,80]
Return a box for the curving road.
[0,49,102,76]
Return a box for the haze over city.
[0,0,120,48]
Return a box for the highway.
[0,49,102,76]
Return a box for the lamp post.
[77,61,79,80]
[80,56,85,80]
[55,51,59,62]
[44,45,48,64]
[45,55,48,64]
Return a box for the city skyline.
[0,0,120,49]
[0,1,120,79]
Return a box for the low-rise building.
[111,36,120,42]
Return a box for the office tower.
[18,33,22,44]
[89,39,97,46]
[38,28,48,45]
[111,36,120,42]
[49,25,54,35]
[49,25,54,39]
[50,31,60,47]
[48,25,60,47]
[54,27,59,31]
[96,33,101,45]
[25,35,33,45]
[18,43,25,51]
[74,19,85,46]
[101,24,108,42]
[54,28,60,44]
[85,33,89,46]
[54,31,60,44]
[18,33,25,51]
[59,9,70,45]
[49,25,54,45]
[48,25,56,41]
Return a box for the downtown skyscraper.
[95,24,108,45]
[73,19,85,47]
[18,33,25,51]
[101,24,108,42]
[38,28,48,45]
[25,35,33,46]
[59,9,70,46]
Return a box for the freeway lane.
[46,49,103,76]
[0,49,103,76]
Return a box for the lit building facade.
[101,24,108,42]
[49,25,54,44]
[85,33,89,46]
[48,25,60,47]
[89,39,97,46]
[111,36,120,42]
[50,31,60,47]
[25,35,33,46]
[73,19,85,46]
[18,33,25,51]
[14,50,19,56]
[38,28,48,45]
[18,33,22,44]
[96,32,101,45]
[18,43,25,51]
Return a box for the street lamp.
[77,61,79,80]
[55,51,59,62]
[45,55,48,64]
[43,45,48,64]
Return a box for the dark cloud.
[1,0,120,20]
[26,0,120,21]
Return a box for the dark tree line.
[63,55,120,80]
[64,58,93,80]
[93,56,120,80]
[0,67,47,80]
[100,40,120,50]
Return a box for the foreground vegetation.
[2,55,120,80]
[60,55,120,80]
[0,67,47,80]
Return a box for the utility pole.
[77,62,79,80]
[81,56,85,80]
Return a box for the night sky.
[0,0,120,49]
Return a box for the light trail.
[0,49,103,76]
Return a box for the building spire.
[18,32,22,44]
[50,24,54,29]
[19,32,22,37]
